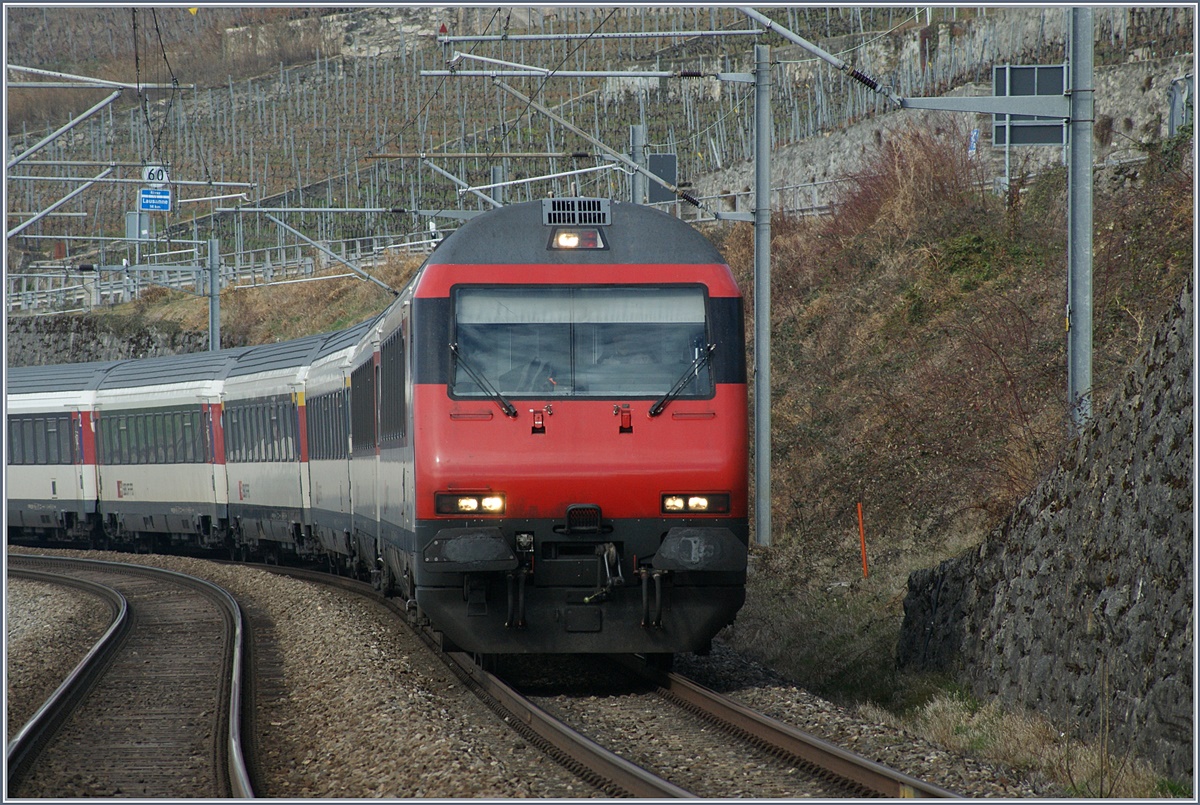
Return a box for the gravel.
[6,577,111,737]
[7,547,1065,798]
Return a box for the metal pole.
[754,44,772,547]
[630,125,647,204]
[1067,7,1094,428]
[208,238,220,352]
[490,165,505,206]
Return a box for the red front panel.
[412,385,748,521]
[414,262,742,299]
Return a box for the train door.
[72,409,100,527]
[205,399,229,529]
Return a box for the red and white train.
[7,197,749,660]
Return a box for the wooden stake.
[857,502,869,579]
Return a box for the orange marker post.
[857,502,869,579]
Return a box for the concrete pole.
[1067,7,1094,428]
[754,44,772,547]
[208,238,220,352]
[630,124,647,204]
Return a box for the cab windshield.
[452,286,712,398]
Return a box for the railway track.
[267,564,959,798]
[5,555,253,798]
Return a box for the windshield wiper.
[450,343,518,418]
[648,343,716,417]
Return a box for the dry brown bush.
[722,117,1192,723]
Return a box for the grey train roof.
[427,199,725,266]
[95,347,253,389]
[6,360,126,395]
[7,312,384,399]
[226,332,330,379]
[312,314,380,360]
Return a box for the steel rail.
[445,651,696,798]
[630,660,963,799]
[5,569,130,786]
[5,555,255,798]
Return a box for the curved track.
[265,563,957,798]
[5,555,253,798]
[618,657,961,798]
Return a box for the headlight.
[661,493,730,514]
[436,492,506,515]
[549,227,606,250]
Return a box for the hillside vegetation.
[712,116,1192,698]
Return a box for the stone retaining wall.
[899,279,1193,782]
[7,315,208,367]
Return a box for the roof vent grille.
[542,198,611,226]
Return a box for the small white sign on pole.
[142,164,169,187]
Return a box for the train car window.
[284,401,294,461]
[46,419,60,464]
[32,418,47,465]
[128,415,140,464]
[125,415,136,464]
[351,362,376,452]
[308,398,319,461]
[154,413,166,464]
[262,405,273,462]
[181,413,193,463]
[58,416,72,464]
[289,401,299,461]
[167,413,176,463]
[21,419,29,464]
[9,418,25,465]
[325,396,333,459]
[452,286,712,399]
[140,414,150,464]
[247,405,258,462]
[241,405,251,462]
[379,331,406,443]
[239,406,249,462]
[264,403,274,462]
[141,414,152,464]
[8,419,19,464]
[22,419,35,465]
[339,389,349,458]
[146,414,155,463]
[118,417,129,464]
[63,416,77,465]
[266,403,276,462]
[250,404,262,462]
[324,395,333,459]
[313,397,322,460]
[225,409,236,463]
[273,403,283,462]
[97,418,108,465]
[235,407,246,463]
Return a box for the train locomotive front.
[400,198,748,657]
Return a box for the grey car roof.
[6,360,127,395]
